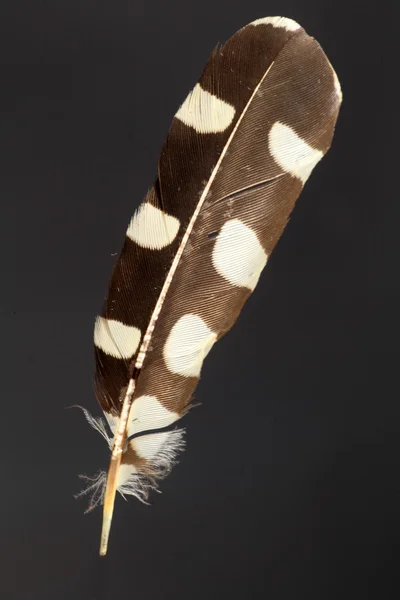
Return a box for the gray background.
[2,0,399,598]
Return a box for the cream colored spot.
[94,317,141,359]
[212,219,268,291]
[268,122,324,184]
[175,84,235,134]
[126,202,180,249]
[251,16,301,31]
[331,65,343,104]
[104,412,117,434]
[164,314,217,378]
[127,395,179,438]
[133,431,172,460]
[117,463,137,488]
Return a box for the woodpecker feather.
[78,16,342,555]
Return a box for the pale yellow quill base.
[100,378,136,556]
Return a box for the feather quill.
[78,16,342,555]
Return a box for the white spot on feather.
[127,395,179,438]
[115,463,153,504]
[268,122,324,184]
[175,84,235,134]
[134,431,171,460]
[117,464,138,488]
[212,219,268,290]
[77,417,185,508]
[331,66,343,103]
[164,314,217,377]
[94,317,141,359]
[132,429,185,467]
[116,431,185,502]
[251,16,301,31]
[104,412,117,434]
[126,202,180,249]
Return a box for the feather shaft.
[100,378,135,555]
[134,58,276,372]
[99,58,281,552]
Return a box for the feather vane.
[79,16,342,555]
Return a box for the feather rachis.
[79,17,342,555]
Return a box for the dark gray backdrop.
[2,1,399,598]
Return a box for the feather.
[78,16,342,555]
